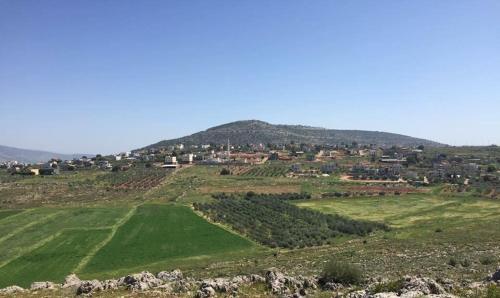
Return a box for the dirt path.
[73,205,138,273]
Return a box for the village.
[2,142,498,199]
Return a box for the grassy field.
[0,203,260,286]
[1,163,499,292]
[0,229,110,288]
[296,194,500,234]
[80,204,257,278]
[0,210,21,220]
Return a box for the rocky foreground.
[1,268,499,297]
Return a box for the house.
[179,154,194,164]
[321,163,337,174]
[165,156,177,165]
[39,168,59,175]
[97,160,113,170]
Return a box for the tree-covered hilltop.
[139,120,444,150]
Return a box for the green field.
[0,210,21,221]
[0,163,499,294]
[80,204,256,277]
[0,203,258,287]
[240,165,290,177]
[0,229,110,288]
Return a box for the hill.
[141,120,444,149]
[0,145,91,163]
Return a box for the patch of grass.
[0,229,110,288]
[485,285,500,298]
[0,210,22,221]
[371,279,405,294]
[81,204,256,275]
[460,258,471,267]
[480,255,496,265]
[320,259,363,285]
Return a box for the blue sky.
[1,1,499,154]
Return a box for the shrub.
[448,257,457,267]
[480,255,496,265]
[371,279,404,294]
[220,168,231,175]
[461,258,471,267]
[486,285,500,298]
[435,228,443,233]
[320,259,363,285]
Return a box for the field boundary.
[0,209,29,224]
[190,205,263,248]
[73,205,138,273]
[0,210,62,245]
[0,230,64,270]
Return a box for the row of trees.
[213,192,311,201]
[194,194,388,249]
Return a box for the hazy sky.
[1,1,499,154]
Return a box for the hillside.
[141,120,444,149]
[0,145,90,163]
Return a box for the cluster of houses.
[0,155,113,176]
[2,142,497,192]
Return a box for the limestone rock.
[62,273,81,288]
[30,281,58,291]
[0,285,25,295]
[120,271,162,290]
[157,269,183,282]
[77,280,103,295]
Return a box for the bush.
[480,255,496,265]
[461,258,471,267]
[371,279,404,294]
[321,259,363,285]
[435,228,443,233]
[220,168,231,175]
[486,285,500,298]
[448,257,457,267]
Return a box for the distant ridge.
[141,120,444,150]
[0,145,92,163]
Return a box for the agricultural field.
[194,193,388,248]
[0,165,173,208]
[96,167,173,190]
[80,204,257,278]
[239,164,291,177]
[0,159,499,295]
[0,203,259,287]
[0,229,110,288]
